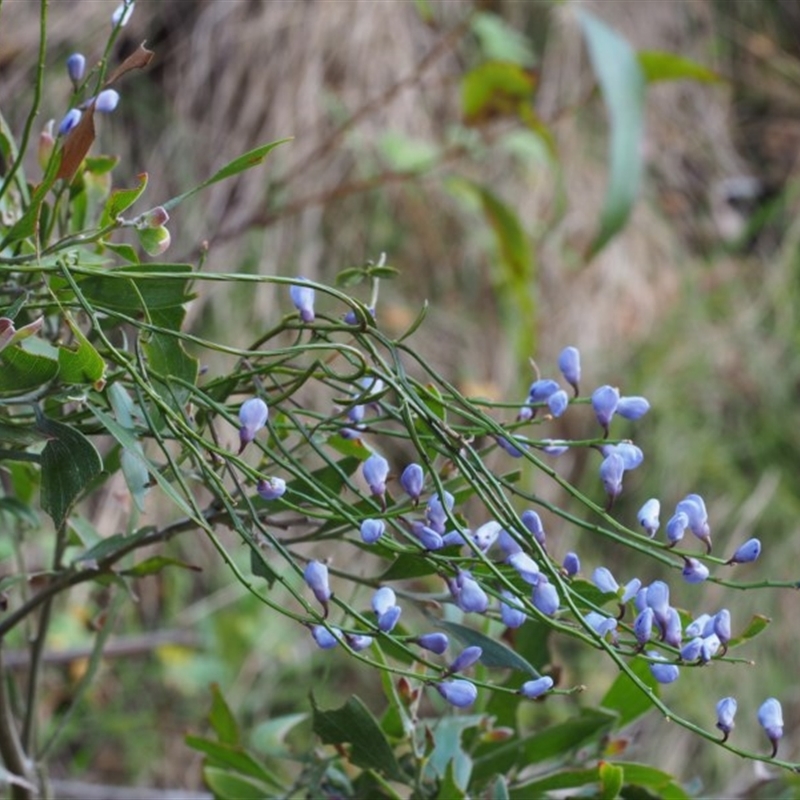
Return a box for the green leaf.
[37,414,102,529]
[121,555,201,577]
[84,155,119,175]
[471,12,536,67]
[162,139,291,212]
[579,11,646,258]
[250,548,278,588]
[142,327,199,407]
[600,656,659,728]
[617,762,690,799]
[250,713,308,757]
[0,346,59,395]
[435,618,540,675]
[600,761,624,799]
[186,737,282,789]
[57,316,106,385]
[379,553,439,582]
[99,172,148,228]
[368,265,400,280]
[334,267,366,288]
[202,766,272,800]
[378,132,439,173]
[120,446,149,512]
[281,456,362,505]
[509,767,601,799]
[311,694,404,781]
[326,434,371,460]
[728,613,771,649]
[73,526,153,567]
[492,775,511,800]
[434,759,467,800]
[103,241,140,263]
[425,716,482,793]
[638,51,720,84]
[0,497,38,527]
[209,683,240,746]
[462,61,536,125]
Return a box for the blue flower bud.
[726,537,761,565]
[454,571,489,614]
[304,561,332,612]
[435,679,477,708]
[416,632,449,654]
[346,633,374,651]
[400,463,424,503]
[343,306,375,325]
[519,676,554,699]
[67,53,85,83]
[447,645,482,674]
[498,528,522,557]
[362,453,389,499]
[547,389,569,418]
[378,605,402,633]
[600,442,644,470]
[360,518,385,544]
[499,591,527,628]
[758,697,784,756]
[528,379,561,404]
[112,0,135,27]
[472,521,501,552]
[539,439,569,456]
[620,578,641,605]
[507,552,540,585]
[599,452,625,507]
[57,108,82,136]
[676,493,711,552]
[680,637,703,662]
[563,551,580,577]
[592,566,619,595]
[634,586,648,613]
[682,557,710,584]
[256,477,286,501]
[557,346,581,396]
[616,396,650,420]
[238,397,268,452]
[517,404,534,422]
[714,609,731,650]
[664,607,682,648]
[685,613,713,639]
[591,385,620,435]
[700,634,720,663]
[311,625,340,649]
[637,498,660,538]
[371,586,396,616]
[633,607,654,647]
[496,435,526,458]
[441,530,467,548]
[290,278,315,323]
[645,581,670,629]
[716,697,737,742]
[533,577,559,617]
[584,611,617,640]
[426,491,454,533]
[665,511,688,547]
[521,510,546,547]
[94,89,120,113]
[648,653,680,684]
[411,522,444,551]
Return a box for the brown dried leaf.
[105,41,155,87]
[57,108,96,182]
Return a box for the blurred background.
[2,0,800,795]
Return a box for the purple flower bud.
[584,611,618,640]
[304,561,332,612]
[399,463,424,503]
[472,521,501,552]
[539,439,570,456]
[726,538,761,565]
[758,698,784,756]
[343,307,375,325]
[238,397,268,451]
[441,530,467,548]
[517,404,534,423]
[290,278,315,323]
[714,609,731,648]
[455,571,489,614]
[558,346,581,396]
[680,637,703,662]
[521,510,546,547]
[665,511,688,547]
[616,396,650,420]
[416,632,449,654]
[347,403,365,425]
[592,567,619,595]
[411,522,444,551]
[637,498,660,538]
[498,528,522,557]
[519,676,554,699]
[676,494,712,552]
[58,109,82,136]
[528,379,561,404]
[563,551,580,577]
[311,625,340,649]
[435,679,477,708]
[112,0,135,27]
[682,557,710,584]
[448,645,482,674]
[599,452,625,506]
[533,577,559,617]
[346,634,374,651]
[67,53,85,83]
[646,581,670,630]
[634,586,648,613]
[256,477,286,501]
[648,653,680,684]
[547,389,569,418]
[360,518,385,544]
[378,605,402,633]
[664,607,682,648]
[686,614,713,639]
[94,89,120,113]
[507,552,540,585]
[371,586,396,616]
[591,385,620,435]
[700,634,721,663]
[363,453,389,499]
[600,442,644,471]
[633,607,654,647]
[500,591,527,628]
[716,697,737,742]
[496,435,526,458]
[426,492,454,533]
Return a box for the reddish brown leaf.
[57,108,96,182]
[105,41,155,87]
